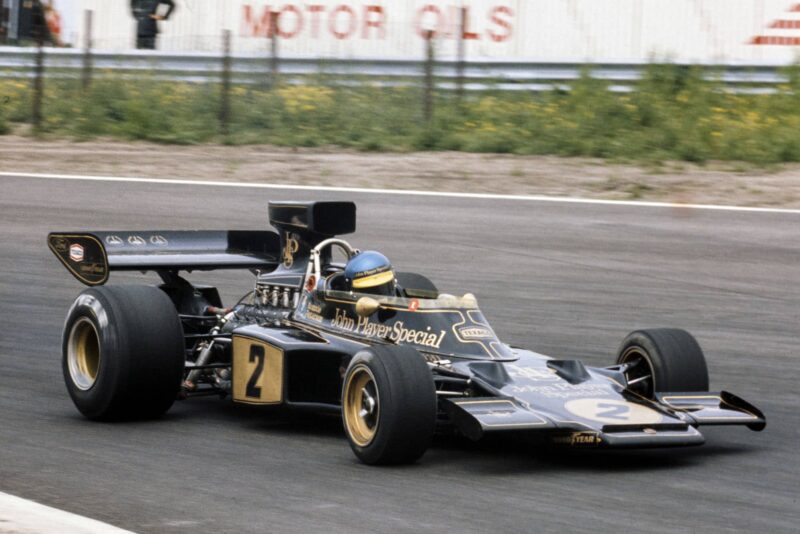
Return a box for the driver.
[344,251,396,296]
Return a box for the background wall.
[62,1,800,64]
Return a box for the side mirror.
[355,296,380,318]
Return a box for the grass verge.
[1,64,800,165]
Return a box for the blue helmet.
[344,251,395,295]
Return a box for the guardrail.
[0,46,791,92]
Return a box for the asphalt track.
[0,174,797,533]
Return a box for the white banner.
[68,1,800,64]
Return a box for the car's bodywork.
[49,200,765,453]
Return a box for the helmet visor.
[352,270,395,289]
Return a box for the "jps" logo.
[283,235,300,268]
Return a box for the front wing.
[443,390,765,448]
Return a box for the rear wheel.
[342,345,436,465]
[616,328,709,398]
[62,285,185,420]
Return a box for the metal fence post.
[0,0,8,44]
[423,30,434,123]
[220,29,232,136]
[32,33,44,132]
[82,9,93,91]
[456,7,466,105]
[269,10,279,88]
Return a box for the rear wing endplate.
[48,231,280,286]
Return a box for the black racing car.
[48,201,765,464]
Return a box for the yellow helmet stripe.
[352,270,395,289]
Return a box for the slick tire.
[62,285,185,420]
[616,328,709,398]
[342,345,436,465]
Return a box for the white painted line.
[0,491,134,533]
[1,171,799,215]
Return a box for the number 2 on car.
[232,337,284,404]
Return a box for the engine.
[181,280,300,397]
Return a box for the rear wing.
[48,231,280,286]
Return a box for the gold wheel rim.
[343,365,379,447]
[67,317,101,391]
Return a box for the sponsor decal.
[105,235,123,246]
[570,432,601,445]
[508,382,613,399]
[78,262,105,275]
[564,398,663,425]
[69,243,84,262]
[408,298,420,312]
[354,265,390,279]
[750,3,800,45]
[128,235,146,246]
[507,364,560,382]
[283,234,300,268]
[551,431,601,446]
[240,4,514,43]
[149,235,168,246]
[330,307,446,348]
[352,266,394,289]
[305,301,323,322]
[458,326,493,340]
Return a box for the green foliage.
[2,63,800,165]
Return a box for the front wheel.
[62,285,185,420]
[342,345,436,465]
[616,328,709,398]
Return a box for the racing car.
[48,201,765,465]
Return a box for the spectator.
[30,0,52,44]
[42,1,64,46]
[131,0,175,50]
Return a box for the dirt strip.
[1,136,799,208]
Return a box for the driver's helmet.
[344,251,396,296]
